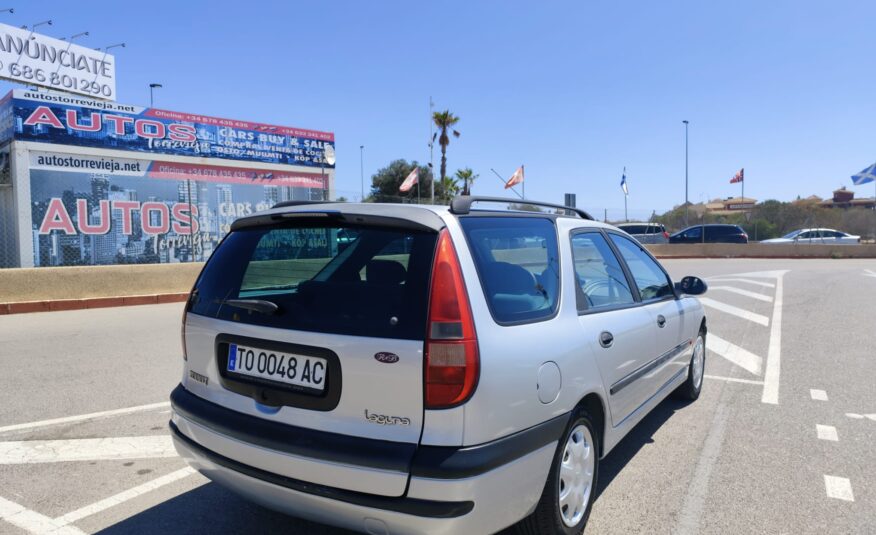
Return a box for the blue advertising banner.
[5,90,335,168]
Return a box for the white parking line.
[699,298,770,326]
[54,467,197,526]
[709,286,773,303]
[707,334,762,375]
[0,436,176,464]
[845,412,876,421]
[0,402,171,435]
[864,269,876,278]
[824,475,855,501]
[0,495,86,535]
[810,389,829,401]
[707,277,776,288]
[761,272,786,405]
[816,424,838,442]
[704,375,764,385]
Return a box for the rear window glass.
[618,224,663,234]
[189,223,438,340]
[459,217,560,324]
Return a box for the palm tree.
[437,175,460,203]
[455,168,478,196]
[432,110,460,198]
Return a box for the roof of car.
[231,200,608,233]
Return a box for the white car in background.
[761,228,860,245]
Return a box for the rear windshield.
[618,224,663,234]
[189,223,438,340]
[459,217,560,325]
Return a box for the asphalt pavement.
[0,258,874,534]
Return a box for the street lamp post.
[683,120,689,226]
[149,83,162,108]
[359,145,365,202]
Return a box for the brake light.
[425,229,479,409]
[663,231,670,239]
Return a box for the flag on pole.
[620,168,629,195]
[399,168,419,192]
[730,168,744,184]
[504,166,524,189]
[851,162,876,185]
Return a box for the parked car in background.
[616,222,670,244]
[760,228,860,245]
[669,224,748,244]
[171,197,709,535]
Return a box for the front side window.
[571,232,635,312]
[685,227,702,239]
[459,217,560,324]
[609,234,674,301]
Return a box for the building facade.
[0,90,335,268]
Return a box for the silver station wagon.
[171,196,708,534]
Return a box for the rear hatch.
[181,210,441,496]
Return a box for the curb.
[0,293,189,315]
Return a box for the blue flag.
[852,162,876,185]
[620,168,628,195]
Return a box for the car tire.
[674,330,706,401]
[516,411,599,535]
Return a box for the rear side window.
[459,217,560,324]
[189,223,437,340]
[609,234,674,300]
[571,232,635,311]
[619,224,649,234]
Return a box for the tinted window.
[459,217,560,324]
[619,224,649,234]
[571,232,635,311]
[685,226,702,239]
[189,223,437,340]
[609,234,674,300]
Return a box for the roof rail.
[272,200,337,209]
[449,196,594,220]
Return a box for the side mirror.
[675,276,707,296]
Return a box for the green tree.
[455,167,478,196]
[438,175,460,204]
[432,110,460,197]
[367,159,436,203]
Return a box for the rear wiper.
[220,299,280,315]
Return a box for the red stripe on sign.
[147,161,328,188]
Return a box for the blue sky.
[4,1,876,219]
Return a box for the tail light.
[425,229,479,409]
[663,231,670,239]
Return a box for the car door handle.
[599,331,614,348]
[657,315,666,328]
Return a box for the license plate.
[227,343,327,392]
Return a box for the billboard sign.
[0,24,116,100]
[6,90,335,168]
[29,151,328,267]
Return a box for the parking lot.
[1,258,874,534]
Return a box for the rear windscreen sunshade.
[189,223,438,340]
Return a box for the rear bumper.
[170,384,564,534]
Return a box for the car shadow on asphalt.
[96,481,356,535]
[594,397,690,500]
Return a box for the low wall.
[646,243,876,258]
[0,263,203,305]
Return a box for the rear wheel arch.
[574,393,606,457]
